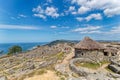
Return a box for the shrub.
[7,45,22,55]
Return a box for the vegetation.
[100,61,110,65]
[75,62,100,69]
[57,52,64,60]
[46,40,77,46]
[7,45,22,55]
[72,73,79,78]
[60,77,65,80]
[75,61,110,70]
[27,69,47,77]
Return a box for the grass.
[43,52,64,61]
[60,77,65,80]
[29,69,47,77]
[17,69,47,80]
[56,52,64,60]
[55,71,63,76]
[75,61,110,70]
[72,73,79,78]
[100,61,110,65]
[75,62,100,69]
[55,71,67,80]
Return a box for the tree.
[8,45,22,55]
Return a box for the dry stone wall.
[69,58,95,76]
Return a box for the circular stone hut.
[74,37,105,60]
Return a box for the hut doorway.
[104,52,109,56]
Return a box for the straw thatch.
[75,37,104,50]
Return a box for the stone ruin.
[74,37,119,62]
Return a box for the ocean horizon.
[0,42,48,55]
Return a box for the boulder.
[86,74,115,80]
[108,64,120,74]
[0,76,8,80]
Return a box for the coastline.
[0,42,48,55]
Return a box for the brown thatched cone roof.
[75,37,104,50]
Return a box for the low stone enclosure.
[69,56,120,77]
[69,58,97,76]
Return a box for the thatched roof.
[75,37,104,50]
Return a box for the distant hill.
[45,39,120,47]
[46,40,79,46]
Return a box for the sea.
[0,42,47,55]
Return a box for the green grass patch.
[25,69,47,78]
[60,77,65,80]
[75,61,110,70]
[100,61,110,65]
[75,62,100,69]
[56,52,64,60]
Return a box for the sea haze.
[0,42,47,54]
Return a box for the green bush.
[7,45,22,55]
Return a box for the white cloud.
[45,7,59,18]
[0,24,40,30]
[65,6,77,15]
[69,6,75,11]
[33,6,59,19]
[19,14,27,18]
[76,13,102,22]
[71,0,120,17]
[32,6,44,14]
[104,7,120,17]
[73,26,101,34]
[50,26,57,29]
[71,0,87,5]
[61,26,69,29]
[71,12,77,15]
[85,13,102,21]
[109,26,120,34]
[78,6,90,14]
[34,14,46,19]
[76,17,84,22]
[32,6,46,19]
[72,24,120,34]
[80,30,101,34]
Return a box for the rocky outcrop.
[108,65,120,74]
[86,72,115,80]
[67,72,120,80]
[55,64,66,73]
[108,60,120,74]
[0,76,8,80]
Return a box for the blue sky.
[0,0,120,43]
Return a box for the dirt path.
[97,63,109,73]
[62,49,74,64]
[23,49,75,80]
[24,70,60,80]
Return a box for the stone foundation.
[69,58,95,76]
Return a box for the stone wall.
[69,58,95,76]
[75,49,104,62]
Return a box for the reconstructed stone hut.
[74,37,105,60]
